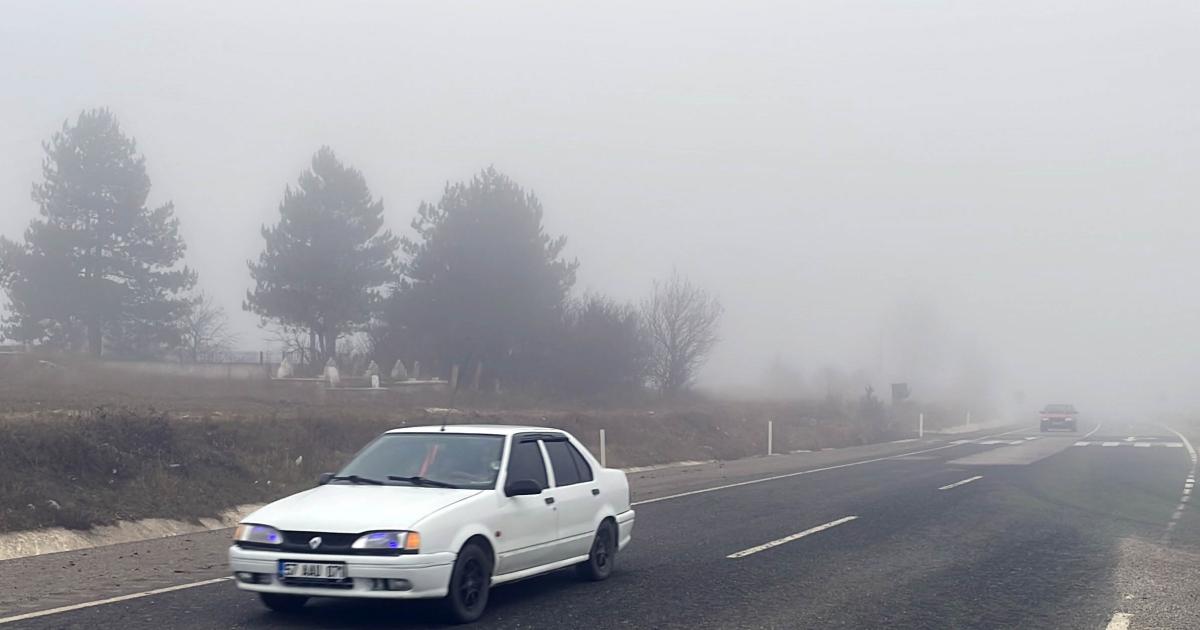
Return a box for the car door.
[542,435,601,560]
[493,435,559,576]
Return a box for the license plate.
[278,561,346,580]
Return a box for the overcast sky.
[2,1,1198,416]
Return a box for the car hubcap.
[594,531,610,568]
[461,559,483,608]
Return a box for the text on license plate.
[279,561,346,580]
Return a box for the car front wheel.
[444,542,492,624]
[576,520,617,581]
[259,593,308,613]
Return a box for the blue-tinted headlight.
[234,524,282,545]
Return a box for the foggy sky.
[2,1,1198,416]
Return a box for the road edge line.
[0,577,231,625]
[632,426,1029,507]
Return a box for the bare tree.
[642,270,723,395]
[269,325,314,367]
[179,292,236,362]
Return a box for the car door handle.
[591,488,600,496]
[544,497,555,505]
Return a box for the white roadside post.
[919,412,925,438]
[767,420,773,456]
[599,429,607,468]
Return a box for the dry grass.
[0,353,916,533]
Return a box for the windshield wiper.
[387,475,459,489]
[330,474,384,485]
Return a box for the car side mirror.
[505,479,543,497]
[318,472,335,486]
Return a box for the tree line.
[0,109,722,396]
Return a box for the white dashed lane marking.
[1161,426,1197,543]
[938,476,983,491]
[1106,612,1132,630]
[727,516,859,559]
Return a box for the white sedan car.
[229,425,635,623]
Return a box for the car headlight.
[233,524,283,546]
[352,531,421,553]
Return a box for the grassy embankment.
[0,354,962,533]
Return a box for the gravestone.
[391,359,408,380]
[324,358,340,387]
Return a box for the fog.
[2,1,1198,416]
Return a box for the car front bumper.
[228,546,455,599]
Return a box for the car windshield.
[335,433,505,490]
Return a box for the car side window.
[544,439,582,486]
[506,439,548,488]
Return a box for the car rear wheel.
[444,542,492,624]
[576,520,617,581]
[258,593,308,613]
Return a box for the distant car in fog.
[1039,404,1078,432]
[229,425,634,624]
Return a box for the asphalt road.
[2,419,1196,629]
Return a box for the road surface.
[1,419,1196,629]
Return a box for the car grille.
[279,531,359,554]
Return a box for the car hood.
[243,484,482,532]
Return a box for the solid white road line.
[0,577,232,625]
[938,476,983,491]
[632,426,1031,507]
[1084,422,1103,439]
[1105,612,1132,630]
[727,516,858,559]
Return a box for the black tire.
[258,593,308,613]
[444,542,492,624]
[576,520,617,581]
[1040,424,1048,433]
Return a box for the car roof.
[384,424,563,437]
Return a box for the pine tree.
[0,109,195,356]
[245,147,398,364]
[378,167,577,384]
